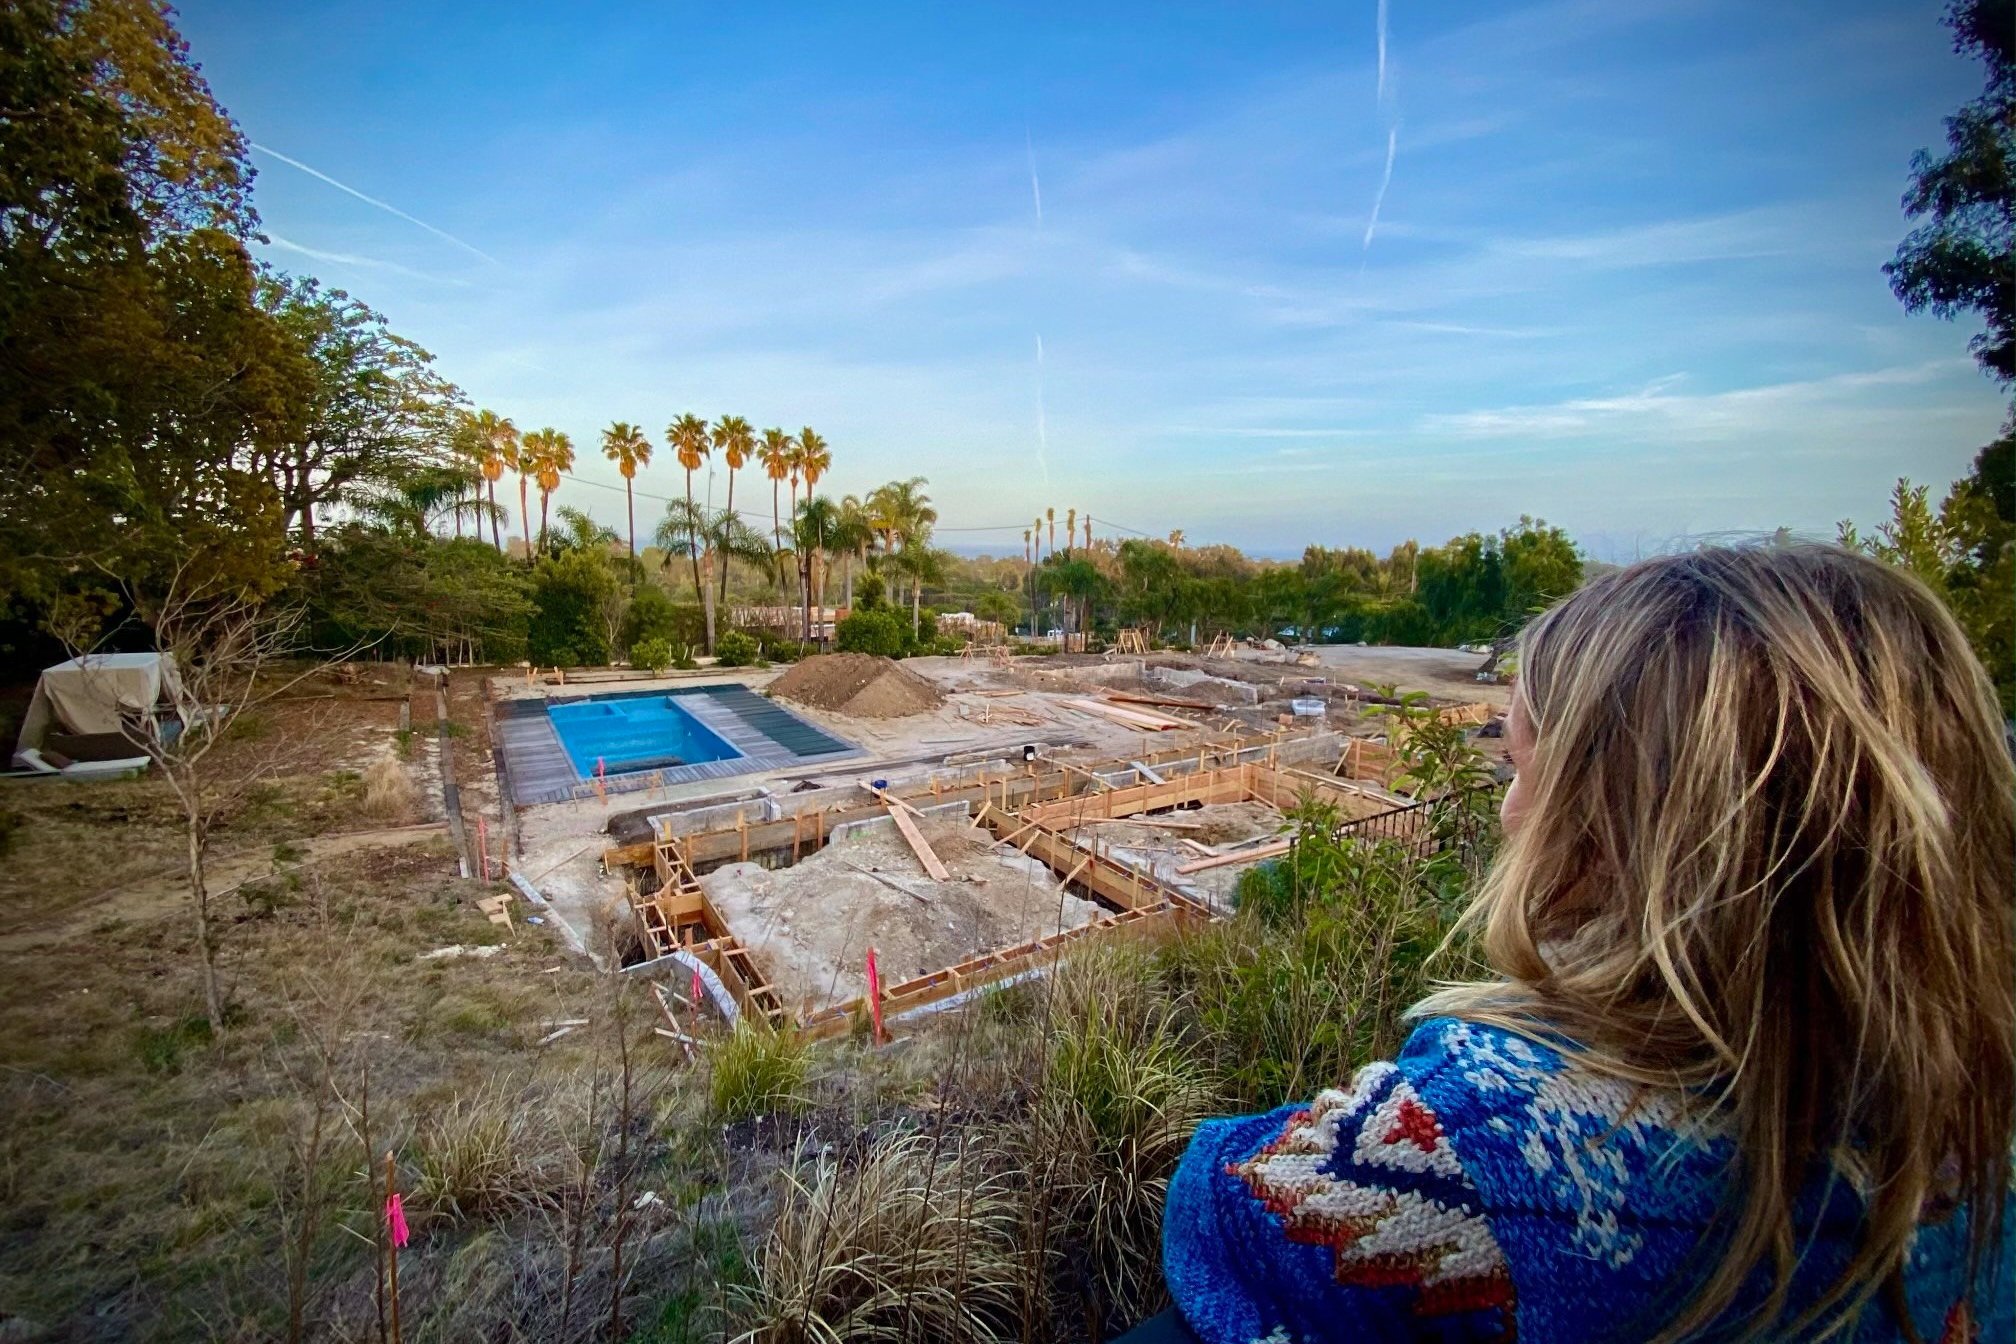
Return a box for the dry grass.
[732,1131,1023,1344]
[361,752,418,819]
[413,1075,577,1223]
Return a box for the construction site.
[493,642,1505,1043]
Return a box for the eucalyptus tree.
[600,421,652,571]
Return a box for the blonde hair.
[1422,543,2014,1340]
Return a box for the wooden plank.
[1105,692,1214,711]
[885,802,953,881]
[1082,815,1203,830]
[1063,697,1185,730]
[1175,839,1292,873]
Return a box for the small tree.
[55,562,344,1026]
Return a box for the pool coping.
[496,684,864,806]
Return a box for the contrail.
[1026,130,1043,227]
[251,142,501,265]
[264,232,472,286]
[1364,127,1397,250]
[1377,0,1389,106]
[1034,334,1051,484]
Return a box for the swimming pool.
[547,695,742,778]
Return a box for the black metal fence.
[1332,785,1502,871]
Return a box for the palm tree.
[1083,514,1092,552]
[1033,515,1044,562]
[797,427,830,497]
[794,496,840,647]
[1046,506,1056,556]
[552,505,619,552]
[790,428,830,551]
[466,409,518,552]
[600,421,652,573]
[511,431,537,562]
[834,494,875,610]
[711,416,755,606]
[865,477,938,634]
[1065,507,1076,557]
[656,500,771,654]
[1168,529,1186,547]
[666,414,710,602]
[758,428,795,578]
[520,428,574,554]
[360,464,499,539]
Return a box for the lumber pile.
[1066,697,1191,731]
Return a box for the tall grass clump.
[732,1131,1022,1343]
[413,1078,573,1222]
[708,1019,810,1122]
[1026,986,1214,1324]
[361,753,417,819]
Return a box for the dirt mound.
[769,654,945,718]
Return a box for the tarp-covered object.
[12,653,184,767]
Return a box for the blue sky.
[182,0,2005,559]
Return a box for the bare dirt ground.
[1300,644,1510,707]
[701,814,1103,1016]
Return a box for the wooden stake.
[385,1150,402,1344]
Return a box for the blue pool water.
[547,695,741,778]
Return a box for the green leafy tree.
[655,498,770,654]
[254,275,462,546]
[835,608,907,657]
[527,547,617,666]
[1886,0,2016,384]
[713,628,761,668]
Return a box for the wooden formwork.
[605,727,1338,1042]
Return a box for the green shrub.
[707,1019,809,1120]
[835,608,906,657]
[631,635,674,674]
[713,629,761,668]
[133,1015,214,1075]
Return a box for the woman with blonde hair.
[1155,544,2014,1342]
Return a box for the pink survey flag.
[386,1191,410,1248]
[865,946,884,1042]
[692,965,704,1010]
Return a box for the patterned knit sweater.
[1162,1017,2012,1343]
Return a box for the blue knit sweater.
[1162,1017,2012,1343]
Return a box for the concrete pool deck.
[495,683,862,805]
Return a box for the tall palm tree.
[758,428,795,578]
[522,428,574,553]
[1033,515,1044,562]
[1083,514,1092,552]
[469,408,518,552]
[666,414,711,602]
[711,416,755,606]
[790,427,830,547]
[1168,529,1186,547]
[511,431,537,563]
[600,421,652,573]
[1065,507,1076,557]
[1047,506,1056,556]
